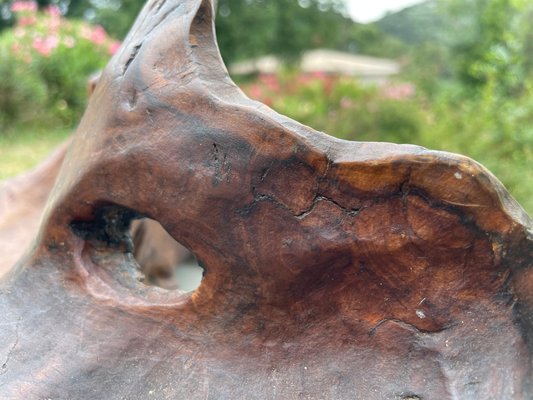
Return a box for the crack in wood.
[0,318,20,375]
[122,43,142,75]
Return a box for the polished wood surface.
[1,0,532,398]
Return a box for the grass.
[0,127,71,180]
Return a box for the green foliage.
[381,0,532,215]
[216,0,407,64]
[417,84,533,213]
[441,0,528,93]
[241,73,423,144]
[395,0,533,97]
[0,45,48,127]
[74,0,144,39]
[0,3,119,130]
[216,0,349,64]
[402,42,452,97]
[339,22,409,58]
[376,0,443,44]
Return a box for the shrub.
[0,46,48,127]
[419,84,533,214]
[0,1,120,130]
[241,72,423,144]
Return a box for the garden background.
[0,0,532,214]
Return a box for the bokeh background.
[0,0,532,214]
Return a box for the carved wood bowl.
[1,1,532,398]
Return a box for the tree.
[1,0,352,63]
[0,0,141,39]
[441,0,530,94]
[376,0,443,45]
[338,22,408,58]
[215,0,349,64]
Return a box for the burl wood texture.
[1,0,532,398]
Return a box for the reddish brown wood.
[0,141,189,283]
[1,0,532,398]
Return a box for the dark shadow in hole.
[71,206,204,293]
[131,217,204,292]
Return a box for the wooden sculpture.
[1,0,532,398]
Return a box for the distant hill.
[341,1,444,60]
[375,1,443,45]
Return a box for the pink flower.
[10,43,21,54]
[32,35,59,57]
[381,83,415,100]
[259,74,280,92]
[33,38,51,56]
[248,84,263,100]
[47,19,61,32]
[11,1,37,13]
[108,40,121,55]
[46,35,59,49]
[297,74,313,86]
[310,71,327,80]
[45,5,61,31]
[340,97,353,109]
[45,4,61,17]
[89,25,107,45]
[18,16,36,26]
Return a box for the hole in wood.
[132,218,204,291]
[70,207,204,293]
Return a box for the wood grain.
[0,0,532,398]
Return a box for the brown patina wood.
[0,148,189,284]
[1,0,532,398]
[0,141,189,283]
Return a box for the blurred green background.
[0,0,532,214]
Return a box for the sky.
[346,0,426,23]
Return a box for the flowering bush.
[240,72,423,144]
[0,1,120,129]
